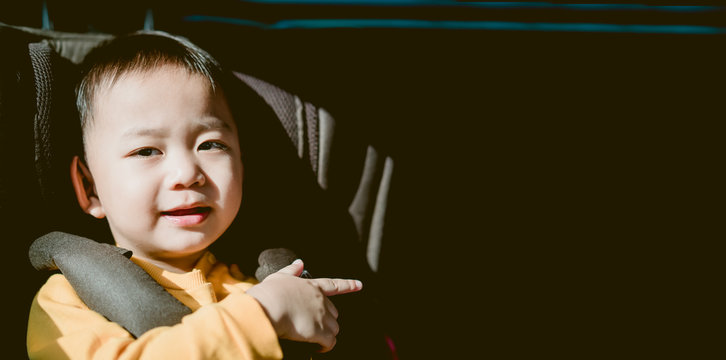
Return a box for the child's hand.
[246,259,362,352]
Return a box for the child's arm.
[246,259,363,353]
[28,274,283,359]
[28,260,362,359]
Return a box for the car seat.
[1,22,394,359]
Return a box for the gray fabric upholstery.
[1,22,111,243]
[255,248,312,281]
[29,232,192,338]
[235,71,392,273]
[29,41,56,202]
[3,23,111,64]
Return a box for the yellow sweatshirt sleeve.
[27,274,283,360]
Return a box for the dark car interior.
[2,1,723,358]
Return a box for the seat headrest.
[1,23,110,241]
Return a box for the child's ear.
[70,156,105,219]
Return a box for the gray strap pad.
[29,231,192,338]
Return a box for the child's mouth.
[161,207,211,226]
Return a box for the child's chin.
[159,231,217,253]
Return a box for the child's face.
[83,65,243,264]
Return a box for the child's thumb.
[275,259,305,277]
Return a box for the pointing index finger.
[314,278,363,296]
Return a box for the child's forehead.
[89,66,233,132]
[107,65,212,90]
[94,65,219,108]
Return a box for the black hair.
[76,31,225,137]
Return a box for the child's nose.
[168,154,206,189]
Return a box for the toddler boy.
[27,32,361,359]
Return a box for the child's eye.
[131,148,162,157]
[198,141,228,151]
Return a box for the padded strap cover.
[29,232,192,338]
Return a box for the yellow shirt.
[27,251,283,360]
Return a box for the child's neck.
[137,253,205,274]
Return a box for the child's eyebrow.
[195,117,233,132]
[121,118,232,140]
[122,127,168,139]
